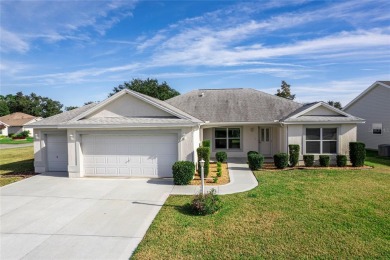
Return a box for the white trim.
[303,126,338,155]
[344,81,390,110]
[283,120,364,125]
[212,127,243,152]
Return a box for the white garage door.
[82,134,178,178]
[47,134,68,172]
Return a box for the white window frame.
[214,127,241,150]
[372,123,382,135]
[305,127,338,154]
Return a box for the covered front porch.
[200,124,287,159]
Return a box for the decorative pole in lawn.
[200,159,205,196]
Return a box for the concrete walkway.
[171,158,258,195]
[0,143,33,149]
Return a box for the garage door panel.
[82,134,177,177]
[47,134,68,172]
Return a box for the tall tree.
[327,101,342,110]
[275,81,296,100]
[2,92,63,118]
[0,100,10,116]
[109,78,180,100]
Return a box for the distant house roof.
[344,81,390,110]
[166,88,303,123]
[0,112,40,127]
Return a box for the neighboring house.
[28,88,363,178]
[344,81,390,150]
[0,112,42,136]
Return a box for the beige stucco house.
[0,112,41,136]
[344,81,390,150]
[27,88,364,178]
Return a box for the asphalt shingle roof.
[0,112,40,126]
[166,88,303,122]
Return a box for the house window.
[215,128,241,149]
[306,128,337,154]
[372,123,382,135]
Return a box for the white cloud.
[0,27,29,53]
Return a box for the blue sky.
[1,0,389,108]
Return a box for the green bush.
[349,142,366,167]
[273,153,288,169]
[217,168,222,177]
[319,155,330,167]
[248,153,264,170]
[20,130,30,138]
[217,161,222,168]
[172,161,195,185]
[190,189,222,215]
[213,176,218,183]
[215,151,227,163]
[202,140,211,148]
[336,155,347,167]
[288,144,300,167]
[303,155,314,167]
[197,147,210,177]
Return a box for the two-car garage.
[45,133,178,178]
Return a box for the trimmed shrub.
[213,176,218,183]
[248,153,264,170]
[349,142,366,167]
[273,153,288,169]
[202,139,211,148]
[197,147,210,177]
[303,155,314,167]
[191,189,222,215]
[336,155,347,167]
[288,144,300,167]
[19,130,30,138]
[216,161,222,168]
[172,161,195,185]
[217,168,222,177]
[319,155,330,167]
[215,151,227,163]
[247,151,258,162]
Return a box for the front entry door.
[259,127,271,156]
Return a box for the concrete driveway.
[0,172,174,259]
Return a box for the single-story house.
[27,88,364,178]
[0,112,42,136]
[343,81,390,150]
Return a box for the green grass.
[133,152,390,259]
[0,146,35,186]
[0,137,34,144]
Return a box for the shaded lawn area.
[133,152,390,259]
[0,137,34,144]
[0,146,35,186]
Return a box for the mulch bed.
[1,171,39,179]
[190,162,230,185]
[261,163,372,171]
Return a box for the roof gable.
[86,94,173,119]
[344,81,390,110]
[71,89,200,123]
[283,102,364,123]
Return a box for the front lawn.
[133,152,390,259]
[0,137,34,144]
[0,146,35,186]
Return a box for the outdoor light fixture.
[69,134,74,141]
[199,159,205,195]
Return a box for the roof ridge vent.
[199,92,205,97]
